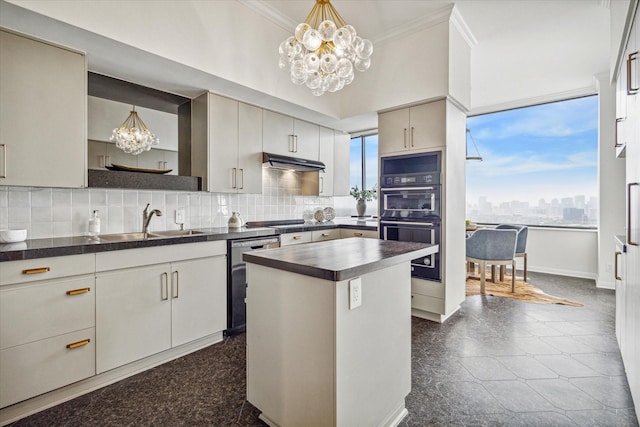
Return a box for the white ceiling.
[1,0,611,132]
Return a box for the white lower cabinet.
[0,254,96,408]
[280,231,313,246]
[95,241,227,373]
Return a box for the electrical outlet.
[349,277,362,310]
[175,209,185,225]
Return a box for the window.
[350,134,378,191]
[466,95,598,227]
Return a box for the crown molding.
[239,1,478,47]
[238,0,297,32]
[451,5,478,47]
[371,4,454,45]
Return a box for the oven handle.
[382,186,435,191]
[380,221,435,226]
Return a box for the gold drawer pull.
[293,235,303,240]
[22,267,50,275]
[354,232,364,237]
[321,233,330,237]
[66,287,90,296]
[66,339,90,349]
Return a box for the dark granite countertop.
[0,227,276,262]
[243,238,438,281]
[269,218,377,233]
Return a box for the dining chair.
[496,224,529,282]
[466,229,518,293]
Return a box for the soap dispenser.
[89,210,101,236]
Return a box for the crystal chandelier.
[110,106,159,155]
[278,0,373,96]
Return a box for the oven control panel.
[382,173,440,187]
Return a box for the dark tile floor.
[9,272,639,426]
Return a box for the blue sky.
[466,95,599,205]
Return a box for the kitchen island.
[243,238,438,427]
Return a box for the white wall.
[526,227,598,280]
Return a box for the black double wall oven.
[379,151,442,281]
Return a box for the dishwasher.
[226,236,280,336]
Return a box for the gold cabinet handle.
[627,51,638,95]
[239,168,244,190]
[66,339,90,349]
[22,267,50,275]
[403,128,407,148]
[66,287,90,296]
[615,251,622,281]
[293,235,303,240]
[321,233,330,237]
[232,168,237,189]
[411,126,415,147]
[354,232,364,237]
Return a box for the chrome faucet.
[142,203,162,234]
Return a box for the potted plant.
[350,184,377,217]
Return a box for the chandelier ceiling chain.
[110,106,159,155]
[278,0,373,96]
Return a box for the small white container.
[0,229,27,243]
[228,212,244,229]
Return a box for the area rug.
[465,274,583,307]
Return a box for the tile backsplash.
[0,169,359,239]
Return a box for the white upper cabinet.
[263,110,319,160]
[191,93,262,193]
[319,127,334,196]
[0,29,86,188]
[378,101,446,154]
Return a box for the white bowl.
[0,229,27,243]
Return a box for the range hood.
[262,152,325,172]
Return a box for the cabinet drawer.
[411,293,444,315]
[312,229,341,241]
[96,240,226,272]
[0,254,94,286]
[411,278,444,299]
[339,229,378,239]
[280,232,312,246]
[0,275,94,349]
[0,328,95,408]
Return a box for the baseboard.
[595,279,615,290]
[412,305,459,323]
[528,266,597,281]
[0,332,224,426]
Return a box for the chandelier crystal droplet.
[110,107,159,155]
[278,0,373,96]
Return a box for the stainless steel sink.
[152,230,206,237]
[98,232,162,242]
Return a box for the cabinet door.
[294,119,320,160]
[378,108,410,154]
[209,95,240,192]
[263,110,295,156]
[96,264,171,373]
[333,131,351,196]
[319,127,334,196]
[410,101,446,150]
[0,29,86,187]
[280,232,312,246]
[238,102,263,194]
[171,256,227,347]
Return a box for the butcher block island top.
[244,238,439,427]
[242,237,439,281]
